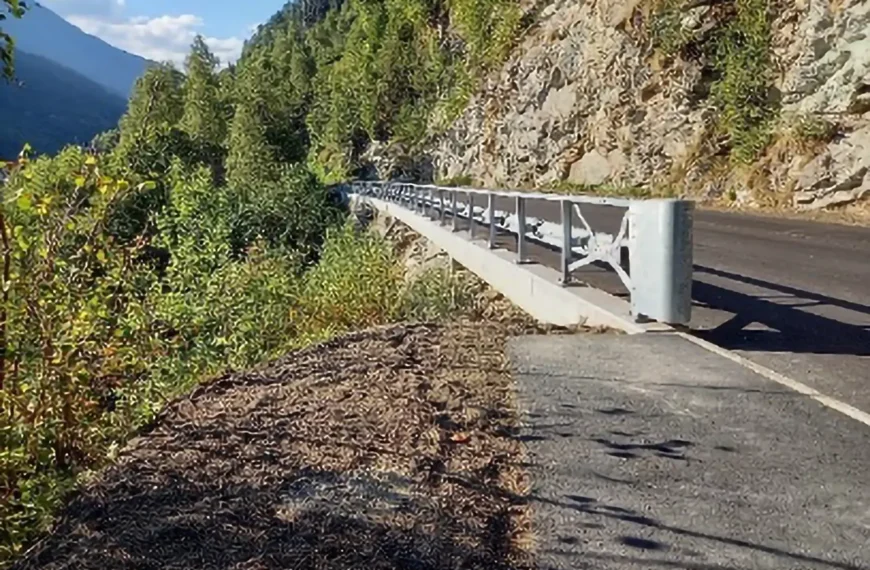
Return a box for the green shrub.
[0,149,164,560]
[711,0,776,163]
[437,174,475,187]
[650,0,697,57]
[296,221,404,336]
[0,153,358,563]
[789,113,838,145]
[400,265,473,322]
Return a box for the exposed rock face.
[428,0,870,210]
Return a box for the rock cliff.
[427,0,869,211]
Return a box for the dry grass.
[9,319,572,570]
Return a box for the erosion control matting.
[14,323,540,570]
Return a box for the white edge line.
[677,331,870,428]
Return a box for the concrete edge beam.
[355,195,664,334]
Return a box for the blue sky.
[38,0,287,65]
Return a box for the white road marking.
[677,331,870,428]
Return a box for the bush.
[0,152,346,563]
[0,149,164,559]
[228,164,344,261]
[650,0,777,163]
[400,265,473,322]
[711,0,776,163]
[296,221,404,337]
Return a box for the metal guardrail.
[351,181,694,325]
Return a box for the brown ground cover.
[11,320,551,570]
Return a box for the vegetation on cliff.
[651,0,778,164]
[0,0,517,554]
[234,0,524,181]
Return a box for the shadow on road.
[448,471,869,570]
[428,207,870,359]
[692,265,870,357]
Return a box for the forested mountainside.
[1,0,512,558]
[238,0,868,212]
[0,50,127,157]
[229,0,526,182]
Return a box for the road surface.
[508,333,870,570]
[460,196,870,414]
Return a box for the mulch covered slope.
[13,322,539,570]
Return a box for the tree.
[114,63,184,174]
[265,22,315,164]
[180,36,227,148]
[225,100,276,190]
[1,0,26,80]
[89,128,120,154]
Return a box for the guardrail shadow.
[691,265,870,357]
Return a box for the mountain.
[2,2,152,97]
[0,50,127,158]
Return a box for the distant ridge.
[2,2,153,97]
[0,50,128,157]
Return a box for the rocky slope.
[427,0,869,211]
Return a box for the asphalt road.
[454,197,870,415]
[508,333,870,570]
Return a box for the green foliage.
[0,150,163,559]
[650,0,776,164]
[1,0,26,80]
[114,63,185,175]
[89,129,120,154]
[551,180,653,198]
[449,0,521,68]
[180,36,228,150]
[711,0,776,164]
[296,221,403,336]
[225,100,278,189]
[0,151,397,564]
[650,0,696,57]
[228,164,344,260]
[788,113,838,145]
[399,265,472,322]
[238,0,524,180]
[437,173,474,187]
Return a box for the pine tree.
[267,23,315,163]
[180,36,227,148]
[225,100,276,190]
[114,63,185,174]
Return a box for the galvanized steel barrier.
[351,181,694,325]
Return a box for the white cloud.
[42,1,244,67]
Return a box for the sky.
[38,0,288,66]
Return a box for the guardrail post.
[487,193,496,249]
[628,199,694,325]
[468,191,475,240]
[560,200,572,285]
[439,189,445,225]
[516,196,528,264]
[451,191,458,232]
